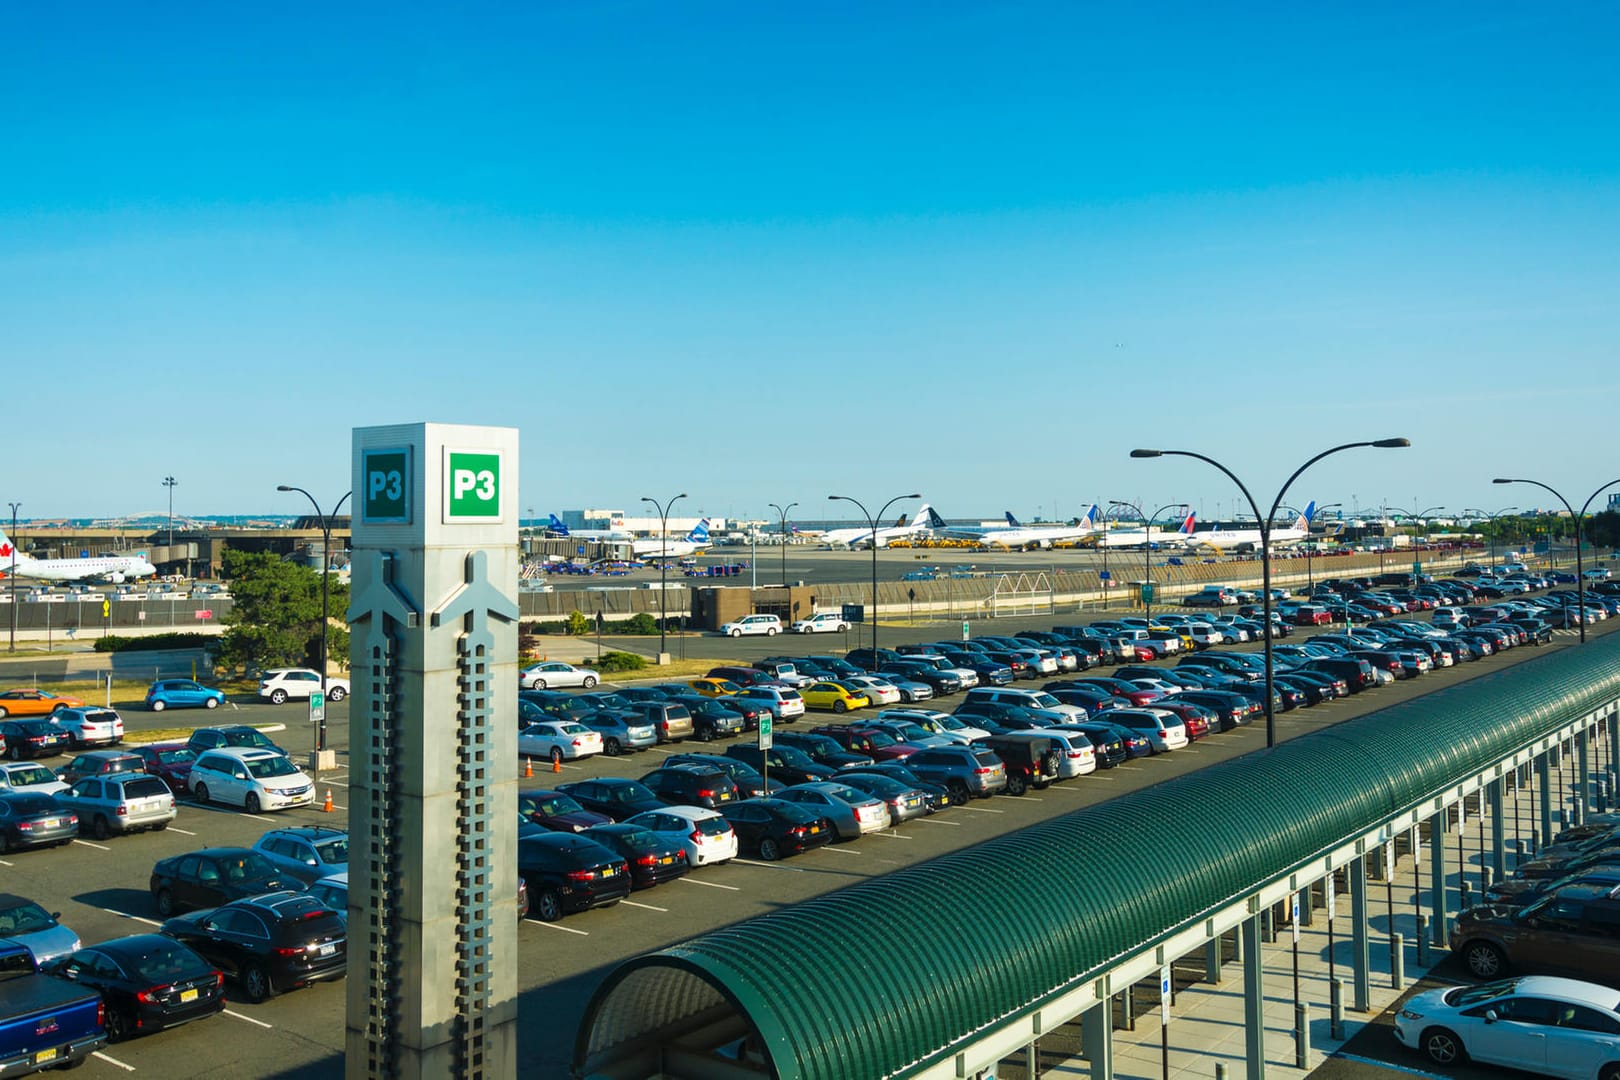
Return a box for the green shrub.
[596,651,647,673]
[619,612,659,635]
[93,632,216,654]
[565,611,591,636]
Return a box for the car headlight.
[1398,1009,1424,1021]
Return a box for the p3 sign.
[362,448,412,524]
[444,449,503,522]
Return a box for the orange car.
[0,688,86,719]
[686,678,743,699]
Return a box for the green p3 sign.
[362,448,411,524]
[445,449,503,522]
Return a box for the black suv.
[772,731,873,770]
[663,752,779,798]
[184,726,289,758]
[159,891,345,1002]
[149,847,306,916]
[844,648,905,672]
[974,733,1061,796]
[516,832,631,922]
[879,661,963,695]
[724,744,836,786]
[637,764,739,809]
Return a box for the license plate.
[180,988,198,1002]
[658,856,674,865]
[602,865,618,876]
[319,943,336,956]
[35,1049,57,1064]
[809,825,821,833]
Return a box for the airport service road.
[15,618,1610,1080]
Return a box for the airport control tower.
[345,423,520,1080]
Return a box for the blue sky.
[4,3,1618,525]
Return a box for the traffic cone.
[551,756,562,774]
[322,789,334,813]
[524,757,533,778]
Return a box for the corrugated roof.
[577,634,1620,1080]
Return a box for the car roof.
[262,825,346,841]
[204,747,283,760]
[1498,976,1620,1008]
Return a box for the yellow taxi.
[0,688,87,719]
[687,678,743,698]
[800,681,871,714]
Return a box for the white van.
[717,614,782,638]
[790,612,852,634]
[1046,730,1098,778]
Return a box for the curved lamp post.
[828,493,920,652]
[1493,478,1620,645]
[1106,500,1189,625]
[1461,506,1520,570]
[641,494,688,656]
[6,502,17,653]
[275,485,353,752]
[1280,501,1340,590]
[769,502,798,623]
[1132,438,1410,748]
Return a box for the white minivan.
[717,614,782,638]
[790,612,851,634]
[190,748,316,812]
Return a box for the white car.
[717,614,782,638]
[622,806,738,867]
[876,709,991,745]
[1583,567,1612,582]
[1107,709,1189,753]
[51,707,124,749]
[189,747,315,812]
[517,720,603,764]
[518,661,599,690]
[0,762,69,796]
[257,668,351,704]
[842,676,902,706]
[1393,974,1620,1074]
[1046,730,1098,779]
[790,612,851,634]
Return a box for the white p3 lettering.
[453,469,495,502]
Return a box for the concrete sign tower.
[345,423,520,1080]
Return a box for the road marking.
[0,859,11,867]
[224,1008,273,1029]
[1017,796,1045,802]
[917,817,961,825]
[958,805,1004,813]
[734,858,803,870]
[1331,1052,1446,1079]
[1044,785,1085,792]
[533,920,589,935]
[678,877,741,891]
[620,900,668,912]
[819,845,862,855]
[73,839,111,851]
[92,1050,136,1071]
[103,908,164,927]
[242,813,278,822]
[870,831,914,840]
[168,827,198,836]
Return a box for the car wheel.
[104,1003,134,1043]
[1463,940,1506,979]
[194,783,210,804]
[535,887,563,922]
[765,627,777,636]
[0,832,9,855]
[697,727,713,742]
[270,689,288,705]
[838,623,849,633]
[246,793,262,814]
[531,678,547,690]
[730,629,742,638]
[4,745,18,761]
[758,837,781,861]
[604,738,622,757]
[1598,1065,1620,1080]
[93,815,111,841]
[150,699,165,712]
[1420,1026,1466,1066]
[155,887,176,917]
[833,700,847,713]
[1005,772,1028,796]
[549,747,564,765]
[327,686,347,701]
[241,962,276,1003]
[947,781,969,806]
[581,676,597,689]
[0,707,7,718]
[204,696,219,709]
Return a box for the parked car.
[45,934,225,1042]
[555,778,669,822]
[621,806,740,867]
[518,661,599,690]
[724,743,837,786]
[57,749,144,786]
[145,680,226,712]
[771,731,873,770]
[581,823,690,889]
[185,725,289,758]
[251,826,349,885]
[0,762,67,796]
[718,799,835,860]
[130,744,198,794]
[1393,974,1620,1071]
[577,711,659,756]
[0,689,85,719]
[1450,884,1620,982]
[56,771,176,839]
[832,772,931,824]
[517,720,604,764]
[0,719,73,760]
[0,791,77,853]
[637,764,739,810]
[790,612,851,634]
[255,669,349,705]
[772,782,892,840]
[662,752,782,798]
[974,732,1062,795]
[0,894,81,965]
[159,892,345,1002]
[517,788,613,832]
[716,614,782,637]
[516,832,631,920]
[1105,709,1189,754]
[0,939,107,1068]
[50,707,124,749]
[801,681,871,713]
[730,686,807,722]
[188,748,316,813]
[149,848,307,916]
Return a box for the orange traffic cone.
[524,757,534,778]
[322,789,334,813]
[551,756,562,774]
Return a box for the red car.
[807,725,921,763]
[1067,678,1161,708]
[1149,701,1212,741]
[133,743,199,793]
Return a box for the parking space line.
[92,1050,136,1072]
[533,921,590,935]
[620,900,668,912]
[818,845,861,855]
[0,859,11,867]
[871,831,913,839]
[73,839,111,851]
[224,1008,273,1029]
[916,818,961,825]
[733,858,803,870]
[677,877,741,891]
[957,805,1004,813]
[168,827,198,836]
[103,909,163,928]
[242,813,278,822]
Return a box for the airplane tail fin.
[1083,504,1100,528]
[0,527,29,565]
[927,508,949,529]
[1179,511,1197,534]
[1004,511,1019,526]
[1295,500,1317,531]
[547,514,570,536]
[688,519,711,543]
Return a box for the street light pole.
[828,493,920,652]
[1494,478,1620,645]
[1462,506,1520,570]
[6,502,17,653]
[1108,501,1188,625]
[641,494,688,657]
[1132,438,1410,748]
[162,476,178,570]
[276,485,352,752]
[769,501,798,621]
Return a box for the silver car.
[773,782,892,840]
[0,895,80,965]
[579,712,658,756]
[55,772,176,839]
[833,773,930,824]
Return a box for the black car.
[46,934,225,1041]
[878,661,962,695]
[724,744,837,786]
[150,848,307,917]
[974,732,1061,795]
[0,719,73,760]
[159,892,345,1002]
[582,823,690,889]
[662,752,782,798]
[1295,657,1377,693]
[667,696,751,740]
[772,731,872,770]
[555,778,669,821]
[938,652,1017,685]
[1043,686,1123,715]
[718,798,834,860]
[183,726,289,759]
[638,764,739,809]
[844,648,906,672]
[517,831,631,921]
[0,791,78,852]
[836,763,951,809]
[1161,690,1256,731]
[953,701,1062,731]
[1272,672,1336,705]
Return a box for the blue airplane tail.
[547,513,570,536]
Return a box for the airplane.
[1093,510,1199,549]
[1182,501,1318,553]
[820,504,935,550]
[925,508,1024,542]
[0,528,158,583]
[631,520,712,559]
[543,514,632,542]
[971,505,1103,551]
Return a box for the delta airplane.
[820,504,936,550]
[0,529,158,583]
[543,514,632,542]
[631,520,712,559]
[970,505,1104,551]
[1182,501,1318,553]
[1093,511,1199,549]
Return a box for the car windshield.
[156,748,197,765]
[613,829,663,852]
[225,731,274,749]
[246,757,300,779]
[606,783,657,804]
[693,817,730,837]
[865,732,899,749]
[538,795,584,816]
[126,939,208,982]
[6,765,56,785]
[0,898,57,934]
[314,838,349,863]
[1446,979,1522,1007]
[227,853,280,880]
[827,785,872,806]
[558,723,590,735]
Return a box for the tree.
[218,548,350,673]
[1586,510,1620,551]
[565,610,591,637]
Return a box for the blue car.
[145,679,227,712]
